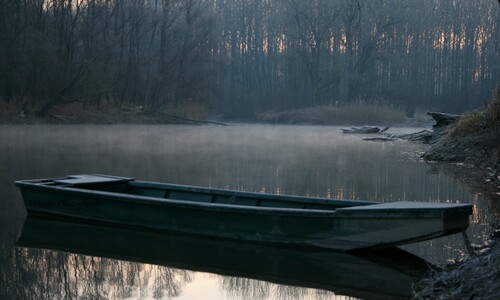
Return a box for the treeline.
[0,0,498,118]
[0,0,215,116]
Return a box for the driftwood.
[398,130,434,143]
[49,113,75,123]
[427,112,460,128]
[363,137,398,142]
[161,113,228,126]
[341,126,389,134]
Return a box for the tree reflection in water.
[5,247,190,299]
[218,276,355,300]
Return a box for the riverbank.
[413,238,500,299]
[0,101,227,126]
[422,90,500,191]
[412,89,500,299]
[1,101,416,126]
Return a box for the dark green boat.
[15,174,473,251]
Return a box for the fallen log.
[341,126,381,134]
[398,130,434,143]
[363,137,398,142]
[163,114,228,126]
[427,112,460,128]
[379,126,390,133]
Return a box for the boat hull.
[16,175,472,251]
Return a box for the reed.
[258,102,406,125]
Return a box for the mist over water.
[0,124,496,299]
[0,124,480,202]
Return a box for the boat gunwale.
[16,181,344,217]
[15,177,373,207]
[128,180,377,207]
[128,181,473,219]
[16,179,473,219]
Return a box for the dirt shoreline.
[412,238,500,299]
[411,109,500,299]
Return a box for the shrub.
[165,101,208,120]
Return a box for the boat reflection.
[17,216,430,299]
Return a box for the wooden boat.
[15,174,473,251]
[17,216,430,299]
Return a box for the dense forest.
[0,0,498,119]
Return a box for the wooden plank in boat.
[340,201,471,210]
[54,175,130,185]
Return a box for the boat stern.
[334,201,473,249]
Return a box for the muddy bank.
[410,91,500,299]
[403,106,500,191]
[412,237,500,299]
[424,127,498,172]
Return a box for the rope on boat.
[462,230,474,256]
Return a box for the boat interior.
[22,175,375,211]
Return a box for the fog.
[1,125,492,248]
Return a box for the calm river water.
[0,124,497,299]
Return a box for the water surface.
[0,125,497,299]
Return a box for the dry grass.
[413,109,434,123]
[164,102,208,121]
[258,102,406,125]
[449,111,485,137]
[0,97,25,117]
[340,102,406,124]
[485,88,500,124]
[450,88,500,137]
